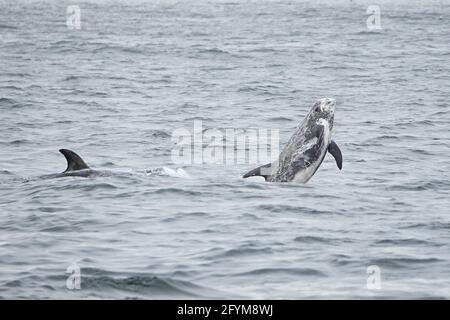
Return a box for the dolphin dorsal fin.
[59,149,90,172]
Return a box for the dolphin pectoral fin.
[328,140,342,170]
[243,163,273,181]
[59,149,90,172]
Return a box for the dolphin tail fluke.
[242,163,273,181]
[59,149,90,172]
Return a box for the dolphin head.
[308,98,336,129]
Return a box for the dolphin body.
[243,98,343,183]
[33,150,184,181]
[40,149,113,179]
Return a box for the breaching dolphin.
[243,98,342,183]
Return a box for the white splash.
[146,167,191,179]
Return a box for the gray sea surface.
[0,0,449,299]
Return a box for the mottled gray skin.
[243,98,342,183]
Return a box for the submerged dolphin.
[35,149,187,180]
[40,149,110,179]
[243,98,342,183]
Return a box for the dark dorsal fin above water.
[328,140,343,170]
[59,149,90,172]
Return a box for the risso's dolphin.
[31,149,186,181]
[40,149,110,179]
[243,98,342,183]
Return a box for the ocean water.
[0,0,449,299]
